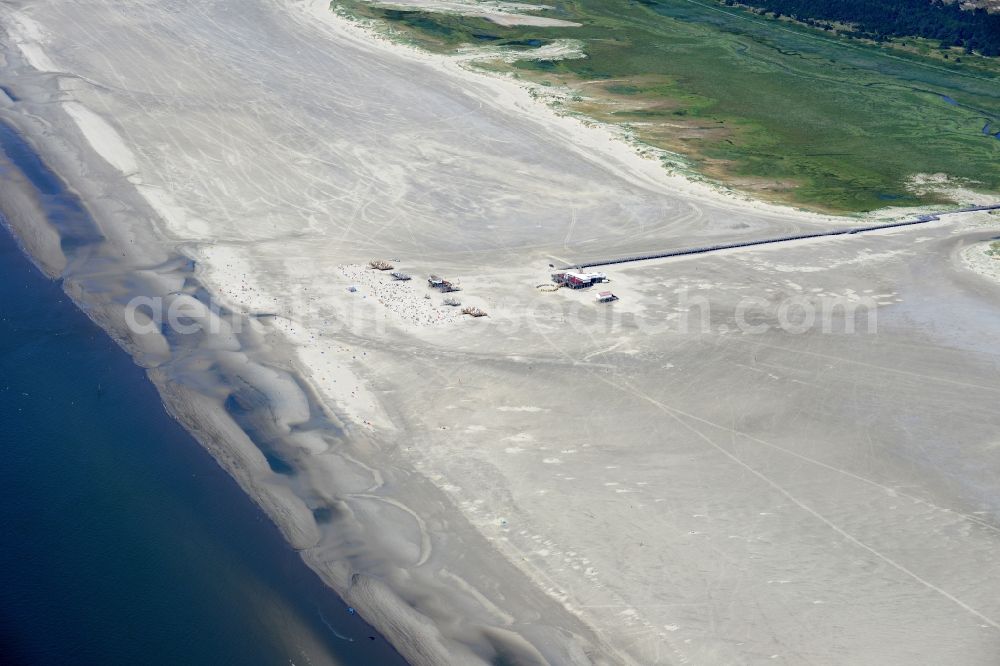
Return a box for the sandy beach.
[2,0,1000,663]
[963,240,1000,283]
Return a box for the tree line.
[721,0,1000,56]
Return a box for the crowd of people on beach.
[338,264,461,328]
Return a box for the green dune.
[335,0,1000,213]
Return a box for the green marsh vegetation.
[334,0,1000,214]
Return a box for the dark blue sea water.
[0,222,405,663]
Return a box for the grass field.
[334,0,1000,213]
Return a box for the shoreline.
[0,210,407,665]
[0,7,617,662]
[3,0,1000,663]
[0,110,466,664]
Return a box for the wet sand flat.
[1,0,1000,663]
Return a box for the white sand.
[3,0,1000,664]
[62,102,139,176]
[962,239,1000,282]
[362,0,583,27]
